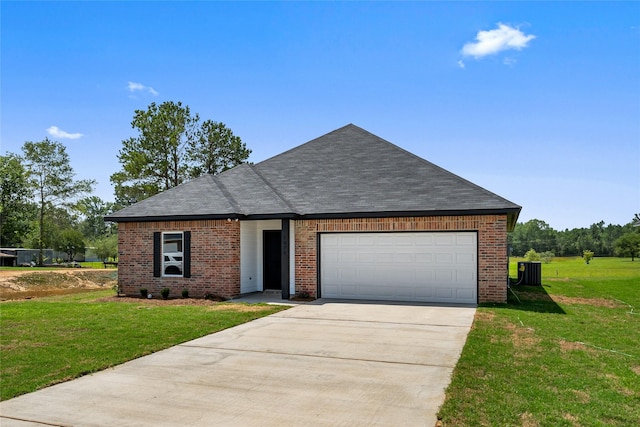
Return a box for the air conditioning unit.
[517,261,542,286]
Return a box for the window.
[153,231,191,278]
[162,232,183,276]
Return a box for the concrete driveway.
[0,300,475,427]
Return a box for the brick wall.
[117,220,240,299]
[294,215,509,303]
[118,214,508,303]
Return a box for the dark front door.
[263,230,282,290]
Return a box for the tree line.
[509,217,640,260]
[0,101,250,265]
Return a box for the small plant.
[160,287,170,299]
[583,249,594,264]
[524,248,541,262]
[292,291,313,301]
[139,288,148,298]
[181,288,189,298]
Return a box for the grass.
[0,291,288,400]
[438,257,640,426]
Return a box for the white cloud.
[461,23,535,59]
[127,81,158,96]
[46,126,83,139]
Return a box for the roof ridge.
[248,164,297,213]
[211,174,243,215]
[254,123,358,167]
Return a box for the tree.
[91,234,118,262]
[0,153,35,246]
[524,248,541,261]
[509,219,557,256]
[53,228,85,262]
[111,101,251,206]
[111,101,199,205]
[187,120,251,177]
[75,196,116,239]
[615,233,640,261]
[22,138,95,265]
[540,251,555,264]
[583,249,594,264]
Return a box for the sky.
[1,1,639,231]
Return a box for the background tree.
[540,251,555,264]
[187,120,251,177]
[91,234,118,262]
[75,196,117,239]
[509,219,557,256]
[111,101,199,205]
[111,101,251,206]
[0,154,35,246]
[615,233,640,261]
[53,228,85,262]
[524,248,541,261]
[22,138,94,265]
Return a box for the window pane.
[163,232,183,276]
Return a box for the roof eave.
[106,207,521,229]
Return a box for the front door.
[263,230,281,290]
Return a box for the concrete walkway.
[0,300,475,427]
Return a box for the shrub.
[203,292,226,301]
[139,288,148,298]
[583,250,594,264]
[181,288,189,299]
[524,248,541,262]
[540,251,555,264]
[160,288,170,300]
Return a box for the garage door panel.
[435,253,454,264]
[321,232,477,304]
[435,234,454,245]
[456,234,476,246]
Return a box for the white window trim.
[162,231,184,277]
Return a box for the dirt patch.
[551,295,623,308]
[632,366,640,376]
[0,269,117,301]
[562,413,580,427]
[571,389,591,404]
[557,339,598,356]
[520,412,540,427]
[517,291,624,308]
[505,322,541,355]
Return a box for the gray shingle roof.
[106,124,521,227]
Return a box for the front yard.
[2,258,638,426]
[0,290,288,400]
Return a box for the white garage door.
[320,232,477,304]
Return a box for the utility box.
[517,261,542,286]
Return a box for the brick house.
[106,124,521,304]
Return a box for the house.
[105,124,521,304]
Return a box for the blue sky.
[2,1,638,230]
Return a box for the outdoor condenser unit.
[517,261,542,286]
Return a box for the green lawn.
[0,291,288,400]
[439,257,640,426]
